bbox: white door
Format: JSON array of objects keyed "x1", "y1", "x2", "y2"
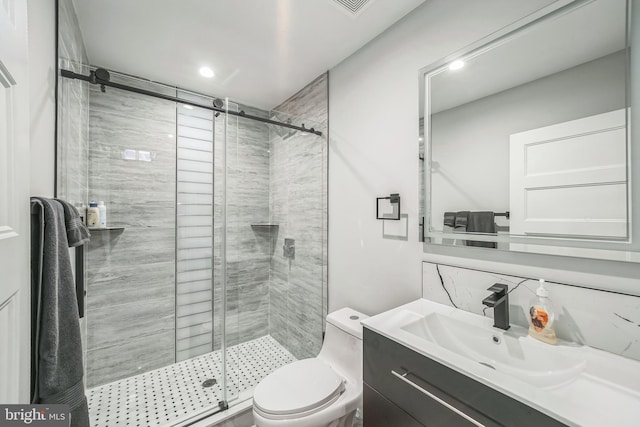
[
  {"x1": 0, "y1": 0, "x2": 32, "y2": 404},
  {"x1": 510, "y1": 109, "x2": 627, "y2": 239}
]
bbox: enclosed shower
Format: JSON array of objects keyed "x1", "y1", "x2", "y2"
[{"x1": 57, "y1": 2, "x2": 327, "y2": 425}]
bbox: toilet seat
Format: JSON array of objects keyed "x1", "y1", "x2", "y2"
[{"x1": 253, "y1": 358, "x2": 345, "y2": 420}]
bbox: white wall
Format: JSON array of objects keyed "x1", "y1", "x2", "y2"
[
  {"x1": 328, "y1": 0, "x2": 640, "y2": 316},
  {"x1": 27, "y1": 0, "x2": 56, "y2": 197}
]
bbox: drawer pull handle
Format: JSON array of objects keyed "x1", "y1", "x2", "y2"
[{"x1": 391, "y1": 370, "x2": 486, "y2": 427}]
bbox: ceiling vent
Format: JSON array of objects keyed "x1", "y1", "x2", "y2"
[{"x1": 331, "y1": 0, "x2": 373, "y2": 16}]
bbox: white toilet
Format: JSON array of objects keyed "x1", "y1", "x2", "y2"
[{"x1": 252, "y1": 308, "x2": 368, "y2": 427}]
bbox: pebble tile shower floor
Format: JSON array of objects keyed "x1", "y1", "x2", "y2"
[{"x1": 87, "y1": 335, "x2": 296, "y2": 427}]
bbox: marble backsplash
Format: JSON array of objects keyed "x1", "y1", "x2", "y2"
[{"x1": 422, "y1": 261, "x2": 640, "y2": 361}]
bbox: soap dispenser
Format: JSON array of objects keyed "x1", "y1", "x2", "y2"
[{"x1": 528, "y1": 279, "x2": 557, "y2": 345}]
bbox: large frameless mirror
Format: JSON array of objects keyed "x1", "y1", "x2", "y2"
[{"x1": 420, "y1": 0, "x2": 640, "y2": 262}]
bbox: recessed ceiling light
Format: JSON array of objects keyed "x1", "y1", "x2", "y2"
[
  {"x1": 168, "y1": 134, "x2": 174, "y2": 138},
  {"x1": 448, "y1": 60, "x2": 465, "y2": 71},
  {"x1": 183, "y1": 104, "x2": 194, "y2": 110},
  {"x1": 199, "y1": 66, "x2": 215, "y2": 78}
]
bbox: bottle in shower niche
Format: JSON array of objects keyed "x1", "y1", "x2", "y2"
[
  {"x1": 75, "y1": 203, "x2": 86, "y2": 224},
  {"x1": 98, "y1": 201, "x2": 107, "y2": 228},
  {"x1": 87, "y1": 201, "x2": 100, "y2": 228}
]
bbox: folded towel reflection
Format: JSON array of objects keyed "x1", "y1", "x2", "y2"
[
  {"x1": 467, "y1": 211, "x2": 497, "y2": 248},
  {"x1": 454, "y1": 211, "x2": 469, "y2": 231},
  {"x1": 443, "y1": 212, "x2": 456, "y2": 228}
]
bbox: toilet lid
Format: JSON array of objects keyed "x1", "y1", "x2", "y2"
[{"x1": 253, "y1": 358, "x2": 345, "y2": 417}]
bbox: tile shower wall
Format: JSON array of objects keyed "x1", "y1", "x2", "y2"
[
  {"x1": 269, "y1": 73, "x2": 328, "y2": 359},
  {"x1": 85, "y1": 77, "x2": 177, "y2": 387},
  {"x1": 422, "y1": 261, "x2": 640, "y2": 361},
  {"x1": 213, "y1": 105, "x2": 272, "y2": 350}
]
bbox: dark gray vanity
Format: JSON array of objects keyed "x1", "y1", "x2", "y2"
[{"x1": 363, "y1": 328, "x2": 567, "y2": 427}]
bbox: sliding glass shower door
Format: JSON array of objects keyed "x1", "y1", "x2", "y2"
[
  {"x1": 57, "y1": 53, "x2": 327, "y2": 427},
  {"x1": 75, "y1": 75, "x2": 179, "y2": 389},
  {"x1": 57, "y1": 69, "x2": 238, "y2": 425},
  {"x1": 175, "y1": 91, "x2": 241, "y2": 409}
]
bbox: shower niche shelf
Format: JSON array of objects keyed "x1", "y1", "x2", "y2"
[
  {"x1": 251, "y1": 224, "x2": 279, "y2": 228},
  {"x1": 88, "y1": 227, "x2": 125, "y2": 232}
]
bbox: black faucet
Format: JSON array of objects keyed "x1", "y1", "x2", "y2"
[{"x1": 482, "y1": 283, "x2": 510, "y2": 330}]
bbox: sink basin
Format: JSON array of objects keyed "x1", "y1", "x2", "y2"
[{"x1": 401, "y1": 312, "x2": 586, "y2": 388}]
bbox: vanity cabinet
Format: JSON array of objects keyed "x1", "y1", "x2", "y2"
[{"x1": 363, "y1": 328, "x2": 567, "y2": 427}]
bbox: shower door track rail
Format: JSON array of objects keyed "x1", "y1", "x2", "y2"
[{"x1": 60, "y1": 69, "x2": 323, "y2": 136}]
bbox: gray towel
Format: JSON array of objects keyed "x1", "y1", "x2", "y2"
[
  {"x1": 30, "y1": 197, "x2": 90, "y2": 427},
  {"x1": 55, "y1": 198, "x2": 91, "y2": 247},
  {"x1": 466, "y1": 211, "x2": 497, "y2": 248}
]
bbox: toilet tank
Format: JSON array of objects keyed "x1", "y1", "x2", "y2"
[{"x1": 318, "y1": 308, "x2": 368, "y2": 383}]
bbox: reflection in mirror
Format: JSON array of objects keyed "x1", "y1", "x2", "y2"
[{"x1": 420, "y1": 0, "x2": 639, "y2": 261}]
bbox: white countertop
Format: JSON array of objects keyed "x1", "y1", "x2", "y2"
[{"x1": 361, "y1": 298, "x2": 640, "y2": 427}]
